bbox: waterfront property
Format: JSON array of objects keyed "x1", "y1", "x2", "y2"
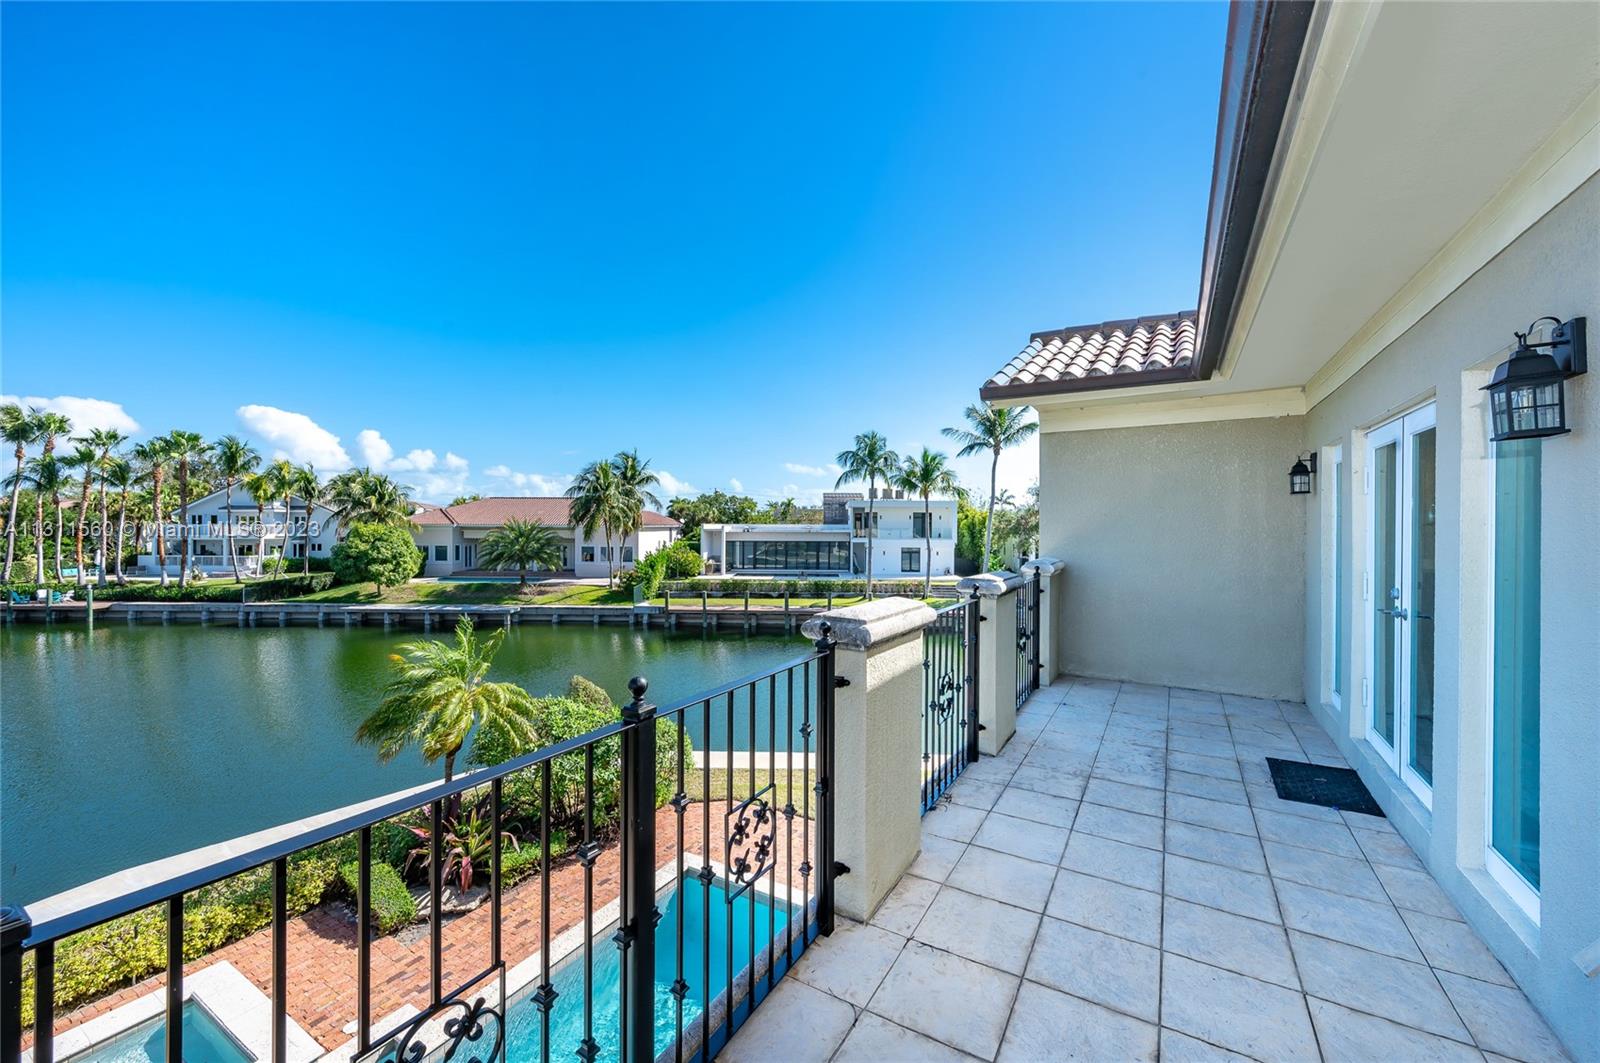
[
  {"x1": 133, "y1": 485, "x2": 341, "y2": 577},
  {"x1": 410, "y1": 496, "x2": 680, "y2": 580},
  {"x1": 976, "y1": 1, "x2": 1600, "y2": 1055},
  {"x1": 699, "y1": 492, "x2": 957, "y2": 579}
]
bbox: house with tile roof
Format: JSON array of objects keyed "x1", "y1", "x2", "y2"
[
  {"x1": 409, "y1": 496, "x2": 680, "y2": 580},
  {"x1": 978, "y1": 2, "x2": 1599, "y2": 1055}
]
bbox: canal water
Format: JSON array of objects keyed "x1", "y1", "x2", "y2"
[{"x1": 0, "y1": 622, "x2": 807, "y2": 905}]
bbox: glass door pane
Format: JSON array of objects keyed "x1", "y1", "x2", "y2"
[
  {"x1": 1492, "y1": 440, "x2": 1541, "y2": 889},
  {"x1": 1371, "y1": 440, "x2": 1399, "y2": 748},
  {"x1": 1408, "y1": 427, "x2": 1436, "y2": 785}
]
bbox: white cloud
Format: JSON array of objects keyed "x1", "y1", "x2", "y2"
[
  {"x1": 236, "y1": 405, "x2": 351, "y2": 470},
  {"x1": 357, "y1": 428, "x2": 439, "y2": 472},
  {"x1": 782, "y1": 461, "x2": 842, "y2": 478},
  {"x1": 729, "y1": 478, "x2": 744, "y2": 493},
  {"x1": 443, "y1": 452, "x2": 469, "y2": 471},
  {"x1": 2, "y1": 394, "x2": 140, "y2": 435},
  {"x1": 484, "y1": 464, "x2": 573, "y2": 496},
  {"x1": 655, "y1": 470, "x2": 695, "y2": 498}
]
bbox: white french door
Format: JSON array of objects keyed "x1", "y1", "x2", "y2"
[{"x1": 1364, "y1": 402, "x2": 1437, "y2": 805}]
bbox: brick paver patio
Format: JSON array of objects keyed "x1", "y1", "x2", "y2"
[{"x1": 722, "y1": 677, "x2": 1572, "y2": 1063}]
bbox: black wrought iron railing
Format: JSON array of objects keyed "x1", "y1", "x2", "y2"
[
  {"x1": 1, "y1": 634, "x2": 841, "y2": 1063},
  {"x1": 1015, "y1": 572, "x2": 1041, "y2": 711},
  {"x1": 920, "y1": 597, "x2": 980, "y2": 813}
]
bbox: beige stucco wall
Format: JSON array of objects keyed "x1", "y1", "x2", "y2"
[
  {"x1": 1039, "y1": 415, "x2": 1307, "y2": 700},
  {"x1": 1302, "y1": 173, "x2": 1599, "y2": 1060}
]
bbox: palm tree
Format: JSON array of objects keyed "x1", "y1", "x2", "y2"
[
  {"x1": 835, "y1": 431, "x2": 899, "y2": 596},
  {"x1": 213, "y1": 435, "x2": 260, "y2": 582},
  {"x1": 164, "y1": 431, "x2": 211, "y2": 588},
  {"x1": 260, "y1": 459, "x2": 297, "y2": 573},
  {"x1": 35, "y1": 412, "x2": 71, "y2": 460},
  {"x1": 82, "y1": 428, "x2": 128, "y2": 587},
  {"x1": 355, "y1": 615, "x2": 542, "y2": 786},
  {"x1": 243, "y1": 469, "x2": 276, "y2": 575},
  {"x1": 892, "y1": 447, "x2": 960, "y2": 598},
  {"x1": 288, "y1": 464, "x2": 324, "y2": 575},
  {"x1": 610, "y1": 449, "x2": 662, "y2": 568},
  {"x1": 23, "y1": 456, "x2": 68, "y2": 582},
  {"x1": 104, "y1": 457, "x2": 135, "y2": 584},
  {"x1": 942, "y1": 404, "x2": 1038, "y2": 571},
  {"x1": 61, "y1": 443, "x2": 100, "y2": 586},
  {"x1": 477, "y1": 519, "x2": 562, "y2": 586},
  {"x1": 771, "y1": 498, "x2": 798, "y2": 522},
  {"x1": 567, "y1": 459, "x2": 627, "y2": 588},
  {"x1": 132, "y1": 437, "x2": 173, "y2": 585},
  {"x1": 2, "y1": 404, "x2": 42, "y2": 582},
  {"x1": 326, "y1": 468, "x2": 413, "y2": 530}
]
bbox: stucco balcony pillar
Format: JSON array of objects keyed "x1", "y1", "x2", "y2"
[
  {"x1": 1020, "y1": 556, "x2": 1066, "y2": 686},
  {"x1": 801, "y1": 596, "x2": 937, "y2": 923},
  {"x1": 957, "y1": 571, "x2": 1024, "y2": 755}
]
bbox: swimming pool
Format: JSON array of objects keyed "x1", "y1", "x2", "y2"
[
  {"x1": 502, "y1": 879, "x2": 797, "y2": 1062},
  {"x1": 65, "y1": 1001, "x2": 252, "y2": 1063}
]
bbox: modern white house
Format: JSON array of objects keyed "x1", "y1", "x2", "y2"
[
  {"x1": 409, "y1": 496, "x2": 680, "y2": 580},
  {"x1": 985, "y1": 2, "x2": 1598, "y2": 1055},
  {"x1": 134, "y1": 485, "x2": 341, "y2": 576},
  {"x1": 699, "y1": 492, "x2": 957, "y2": 579}
]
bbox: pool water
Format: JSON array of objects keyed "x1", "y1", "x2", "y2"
[
  {"x1": 502, "y1": 880, "x2": 796, "y2": 1062},
  {"x1": 68, "y1": 1002, "x2": 251, "y2": 1063}
]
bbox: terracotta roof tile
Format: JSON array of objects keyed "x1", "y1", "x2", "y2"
[
  {"x1": 410, "y1": 497, "x2": 678, "y2": 529},
  {"x1": 985, "y1": 311, "x2": 1198, "y2": 396}
]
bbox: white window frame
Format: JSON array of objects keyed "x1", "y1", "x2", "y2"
[
  {"x1": 1483, "y1": 444, "x2": 1541, "y2": 923},
  {"x1": 1324, "y1": 443, "x2": 1345, "y2": 711}
]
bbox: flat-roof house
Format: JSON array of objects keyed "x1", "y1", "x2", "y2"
[
  {"x1": 985, "y1": 3, "x2": 1598, "y2": 1055},
  {"x1": 699, "y1": 492, "x2": 957, "y2": 579},
  {"x1": 409, "y1": 496, "x2": 680, "y2": 580}
]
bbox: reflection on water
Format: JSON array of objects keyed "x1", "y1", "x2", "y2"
[{"x1": 1, "y1": 622, "x2": 801, "y2": 904}]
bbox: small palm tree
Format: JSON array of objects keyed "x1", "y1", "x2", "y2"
[
  {"x1": 567, "y1": 459, "x2": 627, "y2": 587},
  {"x1": 288, "y1": 464, "x2": 324, "y2": 575},
  {"x1": 214, "y1": 435, "x2": 261, "y2": 583},
  {"x1": 835, "y1": 431, "x2": 899, "y2": 597},
  {"x1": 2, "y1": 404, "x2": 43, "y2": 582},
  {"x1": 892, "y1": 447, "x2": 960, "y2": 598},
  {"x1": 132, "y1": 437, "x2": 173, "y2": 585},
  {"x1": 356, "y1": 615, "x2": 542, "y2": 786},
  {"x1": 104, "y1": 457, "x2": 135, "y2": 584},
  {"x1": 478, "y1": 519, "x2": 563, "y2": 586},
  {"x1": 942, "y1": 404, "x2": 1038, "y2": 571},
  {"x1": 326, "y1": 467, "x2": 413, "y2": 529}
]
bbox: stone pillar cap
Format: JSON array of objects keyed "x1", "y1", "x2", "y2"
[
  {"x1": 801, "y1": 596, "x2": 937, "y2": 650},
  {"x1": 957, "y1": 571, "x2": 1024, "y2": 597},
  {"x1": 1020, "y1": 556, "x2": 1065, "y2": 576}
]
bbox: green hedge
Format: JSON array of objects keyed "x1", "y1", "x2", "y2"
[
  {"x1": 661, "y1": 577, "x2": 935, "y2": 598},
  {"x1": 3, "y1": 574, "x2": 335, "y2": 604},
  {"x1": 338, "y1": 859, "x2": 416, "y2": 933}
]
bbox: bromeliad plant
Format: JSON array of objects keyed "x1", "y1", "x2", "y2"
[{"x1": 405, "y1": 798, "x2": 520, "y2": 892}]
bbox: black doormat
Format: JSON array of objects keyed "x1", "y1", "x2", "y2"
[{"x1": 1266, "y1": 758, "x2": 1385, "y2": 817}]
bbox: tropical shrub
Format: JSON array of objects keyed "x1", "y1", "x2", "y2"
[
  {"x1": 403, "y1": 799, "x2": 518, "y2": 891},
  {"x1": 338, "y1": 859, "x2": 416, "y2": 933},
  {"x1": 3, "y1": 574, "x2": 334, "y2": 604},
  {"x1": 332, "y1": 522, "x2": 420, "y2": 591},
  {"x1": 261, "y1": 555, "x2": 335, "y2": 575},
  {"x1": 661, "y1": 543, "x2": 703, "y2": 579}
]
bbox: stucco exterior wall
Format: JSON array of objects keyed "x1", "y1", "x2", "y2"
[
  {"x1": 1039, "y1": 415, "x2": 1307, "y2": 700},
  {"x1": 1302, "y1": 173, "x2": 1599, "y2": 1059}
]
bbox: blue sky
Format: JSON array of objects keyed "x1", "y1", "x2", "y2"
[{"x1": 2, "y1": 2, "x2": 1227, "y2": 504}]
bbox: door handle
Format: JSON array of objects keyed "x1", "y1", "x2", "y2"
[{"x1": 1377, "y1": 607, "x2": 1410, "y2": 621}]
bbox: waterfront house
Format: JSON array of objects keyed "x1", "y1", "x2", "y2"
[
  {"x1": 408, "y1": 496, "x2": 680, "y2": 579},
  {"x1": 134, "y1": 485, "x2": 341, "y2": 577},
  {"x1": 698, "y1": 491, "x2": 958, "y2": 579},
  {"x1": 974, "y1": 1, "x2": 1600, "y2": 1054}
]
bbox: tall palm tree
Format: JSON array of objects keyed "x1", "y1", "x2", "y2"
[
  {"x1": 567, "y1": 459, "x2": 627, "y2": 587},
  {"x1": 356, "y1": 615, "x2": 542, "y2": 786},
  {"x1": 132, "y1": 437, "x2": 173, "y2": 585},
  {"x1": 892, "y1": 447, "x2": 960, "y2": 598},
  {"x1": 477, "y1": 519, "x2": 562, "y2": 586},
  {"x1": 260, "y1": 459, "x2": 297, "y2": 573},
  {"x1": 835, "y1": 431, "x2": 899, "y2": 597},
  {"x1": 213, "y1": 435, "x2": 260, "y2": 583},
  {"x1": 243, "y1": 469, "x2": 276, "y2": 575},
  {"x1": 104, "y1": 457, "x2": 135, "y2": 584},
  {"x1": 35, "y1": 412, "x2": 71, "y2": 460},
  {"x1": 23, "y1": 456, "x2": 68, "y2": 582},
  {"x1": 2, "y1": 404, "x2": 43, "y2": 582},
  {"x1": 610, "y1": 450, "x2": 662, "y2": 570},
  {"x1": 62, "y1": 443, "x2": 99, "y2": 586},
  {"x1": 942, "y1": 404, "x2": 1038, "y2": 571},
  {"x1": 288, "y1": 464, "x2": 324, "y2": 575},
  {"x1": 82, "y1": 429, "x2": 128, "y2": 587},
  {"x1": 326, "y1": 467, "x2": 413, "y2": 529},
  {"x1": 164, "y1": 431, "x2": 211, "y2": 588}
]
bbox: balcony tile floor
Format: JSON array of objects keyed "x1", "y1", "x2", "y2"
[{"x1": 722, "y1": 677, "x2": 1572, "y2": 1063}]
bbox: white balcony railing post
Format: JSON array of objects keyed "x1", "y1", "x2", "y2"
[
  {"x1": 958, "y1": 572, "x2": 1023, "y2": 755},
  {"x1": 801, "y1": 597, "x2": 936, "y2": 923}
]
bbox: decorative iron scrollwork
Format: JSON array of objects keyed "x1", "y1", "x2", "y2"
[
  {"x1": 725, "y1": 785, "x2": 777, "y2": 896},
  {"x1": 387, "y1": 994, "x2": 504, "y2": 1063}
]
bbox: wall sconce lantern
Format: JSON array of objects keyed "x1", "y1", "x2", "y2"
[
  {"x1": 1483, "y1": 317, "x2": 1587, "y2": 442},
  {"x1": 1289, "y1": 453, "x2": 1316, "y2": 495}
]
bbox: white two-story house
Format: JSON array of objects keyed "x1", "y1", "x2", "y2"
[
  {"x1": 700, "y1": 492, "x2": 957, "y2": 579},
  {"x1": 134, "y1": 485, "x2": 341, "y2": 576}
]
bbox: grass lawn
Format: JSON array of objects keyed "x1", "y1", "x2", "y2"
[
  {"x1": 685, "y1": 766, "x2": 815, "y2": 806},
  {"x1": 287, "y1": 583, "x2": 942, "y2": 610}
]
